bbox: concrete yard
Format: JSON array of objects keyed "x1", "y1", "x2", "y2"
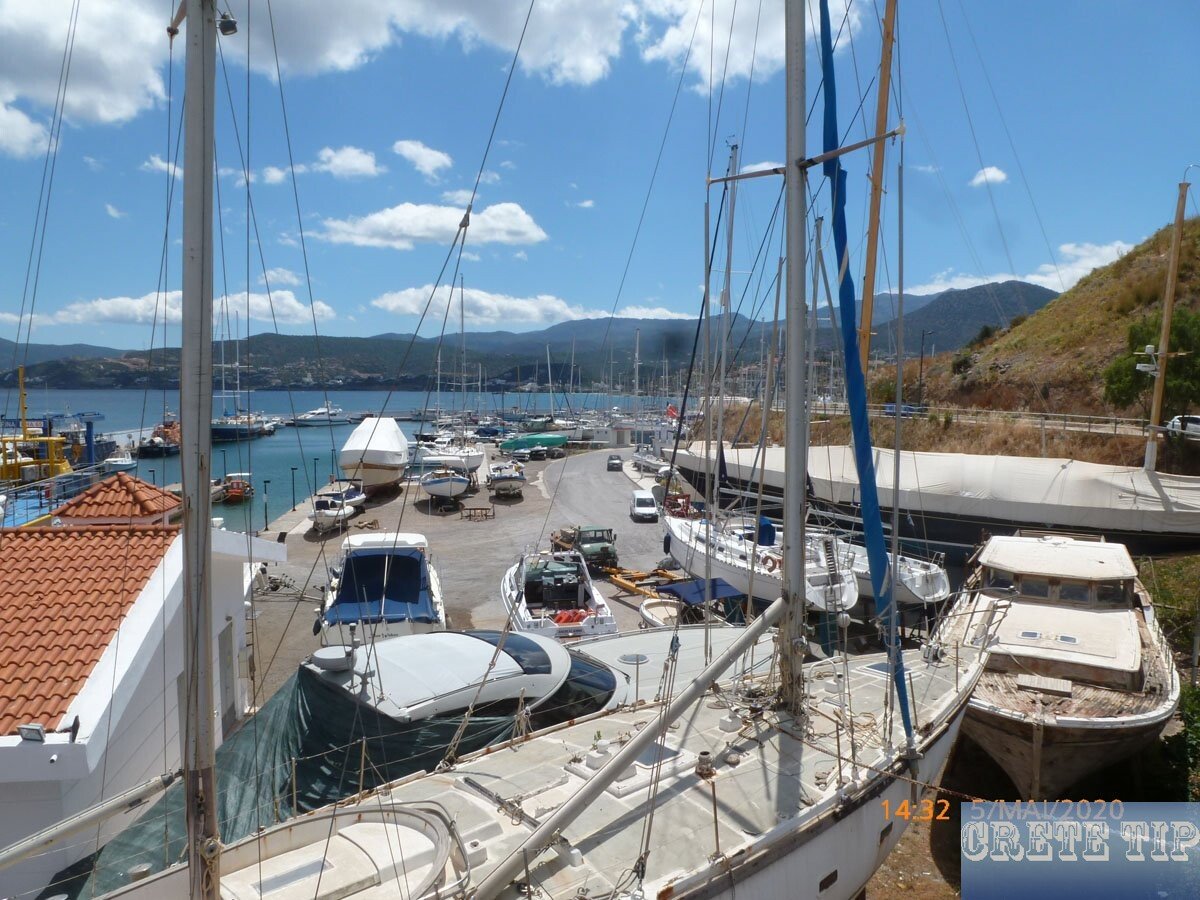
[{"x1": 244, "y1": 446, "x2": 670, "y2": 705}]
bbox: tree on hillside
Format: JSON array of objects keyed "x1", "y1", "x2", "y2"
[{"x1": 1102, "y1": 308, "x2": 1200, "y2": 418}]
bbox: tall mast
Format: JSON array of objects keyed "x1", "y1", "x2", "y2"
[
  {"x1": 1145, "y1": 178, "x2": 1191, "y2": 471},
  {"x1": 176, "y1": 0, "x2": 221, "y2": 896},
  {"x1": 546, "y1": 344, "x2": 554, "y2": 420},
  {"x1": 633, "y1": 327, "x2": 641, "y2": 408},
  {"x1": 780, "y1": 0, "x2": 808, "y2": 712},
  {"x1": 856, "y1": 0, "x2": 898, "y2": 372}
]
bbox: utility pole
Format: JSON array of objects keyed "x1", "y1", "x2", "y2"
[
  {"x1": 1145, "y1": 179, "x2": 1191, "y2": 471},
  {"x1": 918, "y1": 329, "x2": 934, "y2": 409}
]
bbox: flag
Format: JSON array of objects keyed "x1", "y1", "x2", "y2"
[{"x1": 666, "y1": 403, "x2": 679, "y2": 419}]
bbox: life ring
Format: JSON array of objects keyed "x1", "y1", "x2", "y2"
[{"x1": 761, "y1": 555, "x2": 778, "y2": 573}]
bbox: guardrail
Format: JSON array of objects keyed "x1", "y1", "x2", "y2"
[{"x1": 809, "y1": 399, "x2": 1147, "y2": 437}]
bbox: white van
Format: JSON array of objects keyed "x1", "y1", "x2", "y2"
[{"x1": 629, "y1": 489, "x2": 659, "y2": 522}]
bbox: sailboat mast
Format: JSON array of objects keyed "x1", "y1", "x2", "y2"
[
  {"x1": 546, "y1": 344, "x2": 554, "y2": 420},
  {"x1": 633, "y1": 327, "x2": 640, "y2": 407},
  {"x1": 1145, "y1": 179, "x2": 1191, "y2": 471},
  {"x1": 177, "y1": 0, "x2": 221, "y2": 895},
  {"x1": 780, "y1": 0, "x2": 808, "y2": 712}
]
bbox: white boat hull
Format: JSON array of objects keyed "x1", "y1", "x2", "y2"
[
  {"x1": 420, "y1": 473, "x2": 470, "y2": 498},
  {"x1": 500, "y1": 556, "x2": 618, "y2": 641},
  {"x1": 339, "y1": 418, "x2": 409, "y2": 494}
]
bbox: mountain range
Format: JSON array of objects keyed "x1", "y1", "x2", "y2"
[{"x1": 2, "y1": 280, "x2": 1056, "y2": 390}]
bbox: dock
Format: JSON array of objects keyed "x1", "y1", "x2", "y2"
[{"x1": 245, "y1": 446, "x2": 670, "y2": 703}]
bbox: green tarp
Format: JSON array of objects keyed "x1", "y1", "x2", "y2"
[
  {"x1": 498, "y1": 432, "x2": 569, "y2": 451},
  {"x1": 46, "y1": 667, "x2": 514, "y2": 898}
]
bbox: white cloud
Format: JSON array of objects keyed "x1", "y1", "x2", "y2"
[
  {"x1": 261, "y1": 166, "x2": 289, "y2": 184},
  {"x1": 373, "y1": 284, "x2": 608, "y2": 326},
  {"x1": 909, "y1": 239, "x2": 1135, "y2": 295},
  {"x1": 740, "y1": 160, "x2": 782, "y2": 175},
  {"x1": 0, "y1": 96, "x2": 49, "y2": 157},
  {"x1": 576, "y1": 199, "x2": 595, "y2": 208},
  {"x1": 513, "y1": 250, "x2": 528, "y2": 261},
  {"x1": 969, "y1": 166, "x2": 1008, "y2": 188},
  {"x1": 478, "y1": 170, "x2": 501, "y2": 185},
  {"x1": 461, "y1": 250, "x2": 481, "y2": 262},
  {"x1": 618, "y1": 305, "x2": 693, "y2": 319},
  {"x1": 392, "y1": 139, "x2": 452, "y2": 179},
  {"x1": 913, "y1": 164, "x2": 939, "y2": 174},
  {"x1": 260, "y1": 267, "x2": 302, "y2": 287},
  {"x1": 312, "y1": 145, "x2": 383, "y2": 179},
  {"x1": 441, "y1": 188, "x2": 475, "y2": 205},
  {"x1": 499, "y1": 160, "x2": 516, "y2": 170},
  {"x1": 140, "y1": 154, "x2": 179, "y2": 179},
  {"x1": 82, "y1": 155, "x2": 101, "y2": 171},
  {"x1": 637, "y1": 0, "x2": 858, "y2": 93},
  {"x1": 104, "y1": 203, "x2": 126, "y2": 219},
  {"x1": 319, "y1": 201, "x2": 547, "y2": 250},
  {"x1": 48, "y1": 289, "x2": 333, "y2": 326}
]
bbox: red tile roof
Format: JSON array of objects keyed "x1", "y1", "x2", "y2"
[
  {"x1": 53, "y1": 472, "x2": 181, "y2": 523},
  {"x1": 0, "y1": 524, "x2": 179, "y2": 736}
]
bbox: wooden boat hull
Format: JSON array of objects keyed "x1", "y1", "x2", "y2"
[{"x1": 962, "y1": 700, "x2": 1176, "y2": 798}]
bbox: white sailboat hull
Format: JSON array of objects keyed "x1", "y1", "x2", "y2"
[{"x1": 420, "y1": 472, "x2": 470, "y2": 498}]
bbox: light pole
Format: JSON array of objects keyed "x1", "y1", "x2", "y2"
[
  {"x1": 149, "y1": 468, "x2": 156, "y2": 486},
  {"x1": 312, "y1": 457, "x2": 318, "y2": 495},
  {"x1": 220, "y1": 448, "x2": 227, "y2": 479},
  {"x1": 290, "y1": 466, "x2": 297, "y2": 510},
  {"x1": 918, "y1": 329, "x2": 935, "y2": 410},
  {"x1": 262, "y1": 479, "x2": 270, "y2": 530}
]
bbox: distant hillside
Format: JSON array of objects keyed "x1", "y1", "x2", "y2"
[
  {"x1": 919, "y1": 217, "x2": 1200, "y2": 413},
  {"x1": 873, "y1": 280, "x2": 1058, "y2": 355},
  {"x1": 0, "y1": 337, "x2": 124, "y2": 369},
  {"x1": 3, "y1": 280, "x2": 1051, "y2": 389}
]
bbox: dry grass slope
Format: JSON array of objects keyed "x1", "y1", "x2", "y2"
[{"x1": 912, "y1": 217, "x2": 1200, "y2": 414}]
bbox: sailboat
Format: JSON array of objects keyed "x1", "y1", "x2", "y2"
[{"x1": 62, "y1": 3, "x2": 992, "y2": 898}]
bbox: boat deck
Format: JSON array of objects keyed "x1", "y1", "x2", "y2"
[
  {"x1": 363, "y1": 633, "x2": 982, "y2": 899},
  {"x1": 972, "y1": 669, "x2": 1172, "y2": 720}
]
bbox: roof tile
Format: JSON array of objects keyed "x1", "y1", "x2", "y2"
[
  {"x1": 53, "y1": 473, "x2": 180, "y2": 523},
  {"x1": 0, "y1": 524, "x2": 179, "y2": 736}
]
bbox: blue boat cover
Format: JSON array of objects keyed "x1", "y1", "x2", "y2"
[
  {"x1": 324, "y1": 547, "x2": 437, "y2": 625},
  {"x1": 659, "y1": 577, "x2": 744, "y2": 607}
]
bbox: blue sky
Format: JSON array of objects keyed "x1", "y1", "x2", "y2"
[{"x1": 0, "y1": 0, "x2": 1197, "y2": 352}]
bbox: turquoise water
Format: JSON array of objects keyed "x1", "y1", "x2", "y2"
[{"x1": 4, "y1": 388, "x2": 657, "y2": 532}]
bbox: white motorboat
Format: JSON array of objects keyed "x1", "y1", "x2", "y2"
[
  {"x1": 338, "y1": 416, "x2": 409, "y2": 494},
  {"x1": 500, "y1": 548, "x2": 618, "y2": 641},
  {"x1": 959, "y1": 532, "x2": 1180, "y2": 797},
  {"x1": 100, "y1": 450, "x2": 137, "y2": 473},
  {"x1": 308, "y1": 495, "x2": 355, "y2": 532},
  {"x1": 485, "y1": 461, "x2": 526, "y2": 497},
  {"x1": 315, "y1": 478, "x2": 367, "y2": 510},
  {"x1": 317, "y1": 533, "x2": 446, "y2": 643},
  {"x1": 292, "y1": 404, "x2": 350, "y2": 426},
  {"x1": 663, "y1": 513, "x2": 859, "y2": 613},
  {"x1": 419, "y1": 467, "x2": 470, "y2": 499},
  {"x1": 637, "y1": 577, "x2": 738, "y2": 629}
]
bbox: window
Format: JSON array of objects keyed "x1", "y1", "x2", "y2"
[
  {"x1": 1059, "y1": 582, "x2": 1090, "y2": 604},
  {"x1": 466, "y1": 630, "x2": 552, "y2": 675},
  {"x1": 529, "y1": 652, "x2": 617, "y2": 731},
  {"x1": 1096, "y1": 581, "x2": 1129, "y2": 607},
  {"x1": 1020, "y1": 577, "x2": 1050, "y2": 599},
  {"x1": 986, "y1": 569, "x2": 1014, "y2": 590}
]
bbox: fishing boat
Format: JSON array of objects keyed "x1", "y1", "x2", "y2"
[
  {"x1": 317, "y1": 533, "x2": 446, "y2": 644},
  {"x1": 60, "y1": 4, "x2": 990, "y2": 897},
  {"x1": 217, "y1": 472, "x2": 253, "y2": 503},
  {"x1": 338, "y1": 416, "x2": 409, "y2": 494},
  {"x1": 499, "y1": 548, "x2": 619, "y2": 641},
  {"x1": 663, "y1": 512, "x2": 859, "y2": 612},
  {"x1": 485, "y1": 461, "x2": 526, "y2": 497},
  {"x1": 291, "y1": 403, "x2": 350, "y2": 426},
  {"x1": 959, "y1": 531, "x2": 1179, "y2": 797},
  {"x1": 419, "y1": 466, "x2": 470, "y2": 499}
]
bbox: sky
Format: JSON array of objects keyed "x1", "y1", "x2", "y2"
[{"x1": 0, "y1": 0, "x2": 1197, "y2": 353}]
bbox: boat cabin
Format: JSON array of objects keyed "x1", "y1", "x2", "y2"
[
  {"x1": 975, "y1": 534, "x2": 1146, "y2": 692},
  {"x1": 324, "y1": 534, "x2": 438, "y2": 631},
  {"x1": 520, "y1": 552, "x2": 590, "y2": 614}
]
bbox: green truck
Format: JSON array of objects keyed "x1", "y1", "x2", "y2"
[{"x1": 551, "y1": 524, "x2": 619, "y2": 571}]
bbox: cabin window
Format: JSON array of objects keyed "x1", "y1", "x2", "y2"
[
  {"x1": 529, "y1": 651, "x2": 617, "y2": 731},
  {"x1": 1020, "y1": 577, "x2": 1050, "y2": 599},
  {"x1": 1096, "y1": 581, "x2": 1129, "y2": 607},
  {"x1": 466, "y1": 631, "x2": 553, "y2": 675},
  {"x1": 986, "y1": 569, "x2": 1014, "y2": 590},
  {"x1": 1059, "y1": 582, "x2": 1090, "y2": 604}
]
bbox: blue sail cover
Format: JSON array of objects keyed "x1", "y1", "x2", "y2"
[
  {"x1": 659, "y1": 577, "x2": 744, "y2": 607},
  {"x1": 325, "y1": 547, "x2": 438, "y2": 625},
  {"x1": 818, "y1": 0, "x2": 913, "y2": 740}
]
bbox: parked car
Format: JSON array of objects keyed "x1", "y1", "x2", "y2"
[
  {"x1": 606, "y1": 454, "x2": 623, "y2": 471},
  {"x1": 1167, "y1": 415, "x2": 1200, "y2": 439},
  {"x1": 629, "y1": 489, "x2": 659, "y2": 522},
  {"x1": 882, "y1": 403, "x2": 919, "y2": 417}
]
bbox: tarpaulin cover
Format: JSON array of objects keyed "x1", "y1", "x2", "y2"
[
  {"x1": 659, "y1": 577, "x2": 744, "y2": 607},
  {"x1": 47, "y1": 667, "x2": 514, "y2": 898}
]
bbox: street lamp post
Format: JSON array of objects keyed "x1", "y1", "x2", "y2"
[
  {"x1": 918, "y1": 329, "x2": 935, "y2": 410},
  {"x1": 262, "y1": 479, "x2": 270, "y2": 531},
  {"x1": 220, "y1": 449, "x2": 227, "y2": 479},
  {"x1": 290, "y1": 466, "x2": 297, "y2": 510},
  {"x1": 149, "y1": 468, "x2": 156, "y2": 486},
  {"x1": 312, "y1": 457, "x2": 318, "y2": 495}
]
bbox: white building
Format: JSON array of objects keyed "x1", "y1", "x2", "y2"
[{"x1": 0, "y1": 475, "x2": 285, "y2": 899}]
